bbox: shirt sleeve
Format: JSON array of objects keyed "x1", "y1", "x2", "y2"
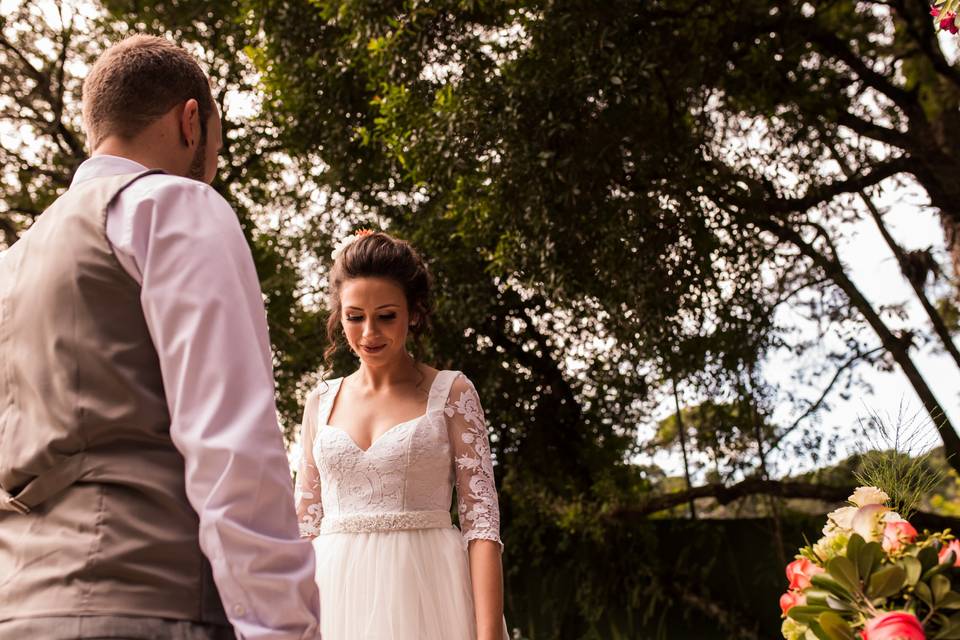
[
  {"x1": 108, "y1": 176, "x2": 321, "y2": 640},
  {"x1": 443, "y1": 374, "x2": 503, "y2": 549},
  {"x1": 295, "y1": 388, "x2": 323, "y2": 539}
]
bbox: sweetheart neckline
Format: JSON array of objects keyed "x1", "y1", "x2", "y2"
[{"x1": 320, "y1": 413, "x2": 426, "y2": 454}]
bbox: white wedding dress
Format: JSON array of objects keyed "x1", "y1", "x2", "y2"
[{"x1": 294, "y1": 370, "x2": 506, "y2": 640}]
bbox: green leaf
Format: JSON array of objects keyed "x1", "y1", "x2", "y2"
[
  {"x1": 857, "y1": 542, "x2": 884, "y2": 582},
  {"x1": 788, "y1": 605, "x2": 834, "y2": 624},
  {"x1": 807, "y1": 620, "x2": 832, "y2": 640},
  {"x1": 920, "y1": 546, "x2": 940, "y2": 573},
  {"x1": 812, "y1": 574, "x2": 854, "y2": 601},
  {"x1": 934, "y1": 616, "x2": 960, "y2": 640},
  {"x1": 924, "y1": 559, "x2": 956, "y2": 582},
  {"x1": 847, "y1": 533, "x2": 865, "y2": 560},
  {"x1": 902, "y1": 556, "x2": 923, "y2": 586},
  {"x1": 916, "y1": 580, "x2": 934, "y2": 605},
  {"x1": 867, "y1": 564, "x2": 907, "y2": 600},
  {"x1": 828, "y1": 556, "x2": 860, "y2": 592},
  {"x1": 805, "y1": 589, "x2": 832, "y2": 606},
  {"x1": 939, "y1": 591, "x2": 960, "y2": 610},
  {"x1": 825, "y1": 595, "x2": 855, "y2": 612},
  {"x1": 934, "y1": 574, "x2": 952, "y2": 603},
  {"x1": 818, "y1": 612, "x2": 856, "y2": 640}
]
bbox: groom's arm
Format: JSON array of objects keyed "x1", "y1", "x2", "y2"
[{"x1": 109, "y1": 175, "x2": 321, "y2": 640}]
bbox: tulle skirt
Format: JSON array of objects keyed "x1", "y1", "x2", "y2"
[{"x1": 312, "y1": 526, "x2": 502, "y2": 640}]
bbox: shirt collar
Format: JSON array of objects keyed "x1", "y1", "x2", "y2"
[{"x1": 71, "y1": 155, "x2": 150, "y2": 188}]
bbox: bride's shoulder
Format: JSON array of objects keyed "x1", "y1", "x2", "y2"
[
  {"x1": 307, "y1": 376, "x2": 344, "y2": 403},
  {"x1": 443, "y1": 369, "x2": 478, "y2": 398}
]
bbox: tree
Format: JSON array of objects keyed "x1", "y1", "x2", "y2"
[
  {"x1": 250, "y1": 0, "x2": 960, "y2": 474},
  {"x1": 0, "y1": 1, "x2": 91, "y2": 241}
]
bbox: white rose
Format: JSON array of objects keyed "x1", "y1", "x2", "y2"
[
  {"x1": 827, "y1": 506, "x2": 858, "y2": 531},
  {"x1": 849, "y1": 487, "x2": 890, "y2": 508},
  {"x1": 852, "y1": 504, "x2": 890, "y2": 542}
]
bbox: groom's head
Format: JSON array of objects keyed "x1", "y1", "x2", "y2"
[{"x1": 82, "y1": 35, "x2": 221, "y2": 184}]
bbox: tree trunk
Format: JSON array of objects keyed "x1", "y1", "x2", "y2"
[{"x1": 673, "y1": 377, "x2": 697, "y2": 519}]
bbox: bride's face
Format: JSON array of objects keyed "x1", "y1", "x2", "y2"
[{"x1": 339, "y1": 277, "x2": 415, "y2": 366}]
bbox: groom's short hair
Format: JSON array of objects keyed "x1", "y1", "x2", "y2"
[{"x1": 82, "y1": 35, "x2": 214, "y2": 150}]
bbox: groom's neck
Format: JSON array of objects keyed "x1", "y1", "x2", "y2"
[
  {"x1": 91, "y1": 119, "x2": 192, "y2": 179},
  {"x1": 92, "y1": 142, "x2": 185, "y2": 179}
]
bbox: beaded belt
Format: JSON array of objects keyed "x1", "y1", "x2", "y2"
[{"x1": 319, "y1": 510, "x2": 452, "y2": 534}]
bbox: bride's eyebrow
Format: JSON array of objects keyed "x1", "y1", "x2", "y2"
[{"x1": 344, "y1": 304, "x2": 400, "y2": 310}]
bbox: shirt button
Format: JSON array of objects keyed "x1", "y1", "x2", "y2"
[{"x1": 233, "y1": 604, "x2": 246, "y2": 617}]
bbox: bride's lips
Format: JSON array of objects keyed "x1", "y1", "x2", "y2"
[{"x1": 360, "y1": 344, "x2": 386, "y2": 354}]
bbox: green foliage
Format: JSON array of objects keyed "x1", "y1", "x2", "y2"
[
  {"x1": 854, "y1": 407, "x2": 948, "y2": 520},
  {"x1": 937, "y1": 297, "x2": 960, "y2": 334}
]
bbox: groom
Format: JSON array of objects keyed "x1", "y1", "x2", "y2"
[{"x1": 0, "y1": 36, "x2": 320, "y2": 639}]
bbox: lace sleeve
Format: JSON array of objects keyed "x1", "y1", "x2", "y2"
[
  {"x1": 444, "y1": 374, "x2": 503, "y2": 549},
  {"x1": 294, "y1": 387, "x2": 323, "y2": 539}
]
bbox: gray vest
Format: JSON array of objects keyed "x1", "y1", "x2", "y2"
[{"x1": 0, "y1": 171, "x2": 227, "y2": 624}]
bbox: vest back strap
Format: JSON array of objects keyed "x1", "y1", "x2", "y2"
[{"x1": 0, "y1": 453, "x2": 88, "y2": 514}]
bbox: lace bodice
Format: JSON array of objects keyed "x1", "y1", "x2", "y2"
[{"x1": 294, "y1": 370, "x2": 502, "y2": 548}]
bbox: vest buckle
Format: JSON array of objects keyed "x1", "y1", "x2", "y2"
[{"x1": 0, "y1": 492, "x2": 30, "y2": 514}]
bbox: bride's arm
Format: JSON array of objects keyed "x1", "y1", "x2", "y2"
[
  {"x1": 294, "y1": 387, "x2": 324, "y2": 538},
  {"x1": 469, "y1": 540, "x2": 505, "y2": 640},
  {"x1": 445, "y1": 374, "x2": 505, "y2": 640}
]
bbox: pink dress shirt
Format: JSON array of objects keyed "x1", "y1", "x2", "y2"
[{"x1": 70, "y1": 155, "x2": 321, "y2": 640}]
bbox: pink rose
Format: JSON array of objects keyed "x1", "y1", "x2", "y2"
[
  {"x1": 780, "y1": 590, "x2": 805, "y2": 616},
  {"x1": 939, "y1": 540, "x2": 960, "y2": 567},
  {"x1": 940, "y1": 11, "x2": 957, "y2": 31},
  {"x1": 786, "y1": 557, "x2": 824, "y2": 591},
  {"x1": 881, "y1": 520, "x2": 918, "y2": 553},
  {"x1": 861, "y1": 611, "x2": 925, "y2": 640}
]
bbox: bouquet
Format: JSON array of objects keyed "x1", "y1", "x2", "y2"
[
  {"x1": 932, "y1": 2, "x2": 960, "y2": 33},
  {"x1": 780, "y1": 486, "x2": 960, "y2": 640}
]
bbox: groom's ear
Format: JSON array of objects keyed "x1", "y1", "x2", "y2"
[{"x1": 178, "y1": 98, "x2": 201, "y2": 148}]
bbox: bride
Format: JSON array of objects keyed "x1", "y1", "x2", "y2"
[{"x1": 294, "y1": 230, "x2": 507, "y2": 640}]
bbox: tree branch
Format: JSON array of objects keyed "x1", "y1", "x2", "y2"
[
  {"x1": 805, "y1": 21, "x2": 918, "y2": 114},
  {"x1": 770, "y1": 155, "x2": 914, "y2": 214},
  {"x1": 0, "y1": 33, "x2": 84, "y2": 160},
  {"x1": 768, "y1": 345, "x2": 886, "y2": 453},
  {"x1": 615, "y1": 478, "x2": 855, "y2": 518},
  {"x1": 836, "y1": 112, "x2": 914, "y2": 151},
  {"x1": 772, "y1": 276, "x2": 830, "y2": 309}
]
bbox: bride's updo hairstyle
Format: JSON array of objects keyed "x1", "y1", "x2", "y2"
[{"x1": 324, "y1": 231, "x2": 434, "y2": 365}]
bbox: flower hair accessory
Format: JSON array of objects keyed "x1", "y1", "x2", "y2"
[{"x1": 331, "y1": 229, "x2": 375, "y2": 260}]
